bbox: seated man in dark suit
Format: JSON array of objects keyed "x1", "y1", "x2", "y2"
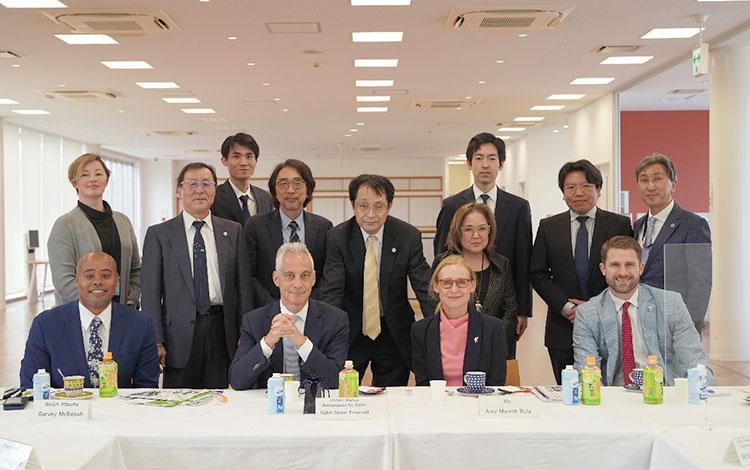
[
  {"x1": 244, "y1": 159, "x2": 332, "y2": 307},
  {"x1": 20, "y1": 252, "x2": 158, "y2": 389},
  {"x1": 211, "y1": 132, "x2": 274, "y2": 224},
  {"x1": 229, "y1": 243, "x2": 348, "y2": 390}
]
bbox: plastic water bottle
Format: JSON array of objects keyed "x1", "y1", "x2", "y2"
[
  {"x1": 687, "y1": 366, "x2": 701, "y2": 404},
  {"x1": 98, "y1": 351, "x2": 118, "y2": 398},
  {"x1": 338, "y1": 360, "x2": 359, "y2": 398},
  {"x1": 267, "y1": 373, "x2": 285, "y2": 414},
  {"x1": 581, "y1": 356, "x2": 601, "y2": 406},
  {"x1": 561, "y1": 365, "x2": 579, "y2": 405},
  {"x1": 696, "y1": 364, "x2": 709, "y2": 404},
  {"x1": 32, "y1": 369, "x2": 50, "y2": 401},
  {"x1": 642, "y1": 355, "x2": 663, "y2": 404}
]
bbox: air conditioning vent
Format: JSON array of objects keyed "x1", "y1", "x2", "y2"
[
  {"x1": 445, "y1": 5, "x2": 575, "y2": 33},
  {"x1": 144, "y1": 130, "x2": 196, "y2": 137},
  {"x1": 44, "y1": 89, "x2": 120, "y2": 101},
  {"x1": 188, "y1": 148, "x2": 218, "y2": 154},
  {"x1": 669, "y1": 88, "x2": 706, "y2": 95},
  {"x1": 412, "y1": 99, "x2": 478, "y2": 110},
  {"x1": 592, "y1": 45, "x2": 642, "y2": 54},
  {"x1": 41, "y1": 10, "x2": 179, "y2": 35},
  {"x1": 373, "y1": 89, "x2": 408, "y2": 96},
  {"x1": 242, "y1": 100, "x2": 278, "y2": 107},
  {"x1": 354, "y1": 145, "x2": 390, "y2": 152},
  {"x1": 0, "y1": 49, "x2": 23, "y2": 59}
]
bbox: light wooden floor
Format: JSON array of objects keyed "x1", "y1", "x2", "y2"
[{"x1": 2, "y1": 293, "x2": 748, "y2": 387}]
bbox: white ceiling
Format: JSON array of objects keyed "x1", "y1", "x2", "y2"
[{"x1": 1, "y1": 0, "x2": 750, "y2": 161}]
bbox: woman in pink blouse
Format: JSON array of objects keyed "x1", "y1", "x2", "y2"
[{"x1": 411, "y1": 255, "x2": 507, "y2": 386}]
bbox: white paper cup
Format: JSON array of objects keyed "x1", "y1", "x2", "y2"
[
  {"x1": 284, "y1": 380, "x2": 301, "y2": 403},
  {"x1": 674, "y1": 377, "x2": 689, "y2": 402},
  {"x1": 430, "y1": 380, "x2": 447, "y2": 404}
]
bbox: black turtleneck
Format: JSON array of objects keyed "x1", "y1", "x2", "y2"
[{"x1": 78, "y1": 200, "x2": 122, "y2": 275}]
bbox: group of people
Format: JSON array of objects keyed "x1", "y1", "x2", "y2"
[{"x1": 19, "y1": 131, "x2": 713, "y2": 392}]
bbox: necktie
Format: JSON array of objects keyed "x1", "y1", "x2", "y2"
[
  {"x1": 289, "y1": 220, "x2": 300, "y2": 243},
  {"x1": 621, "y1": 302, "x2": 636, "y2": 385},
  {"x1": 239, "y1": 195, "x2": 251, "y2": 223},
  {"x1": 641, "y1": 216, "x2": 656, "y2": 265},
  {"x1": 192, "y1": 220, "x2": 210, "y2": 314},
  {"x1": 87, "y1": 317, "x2": 103, "y2": 387},
  {"x1": 479, "y1": 193, "x2": 490, "y2": 205},
  {"x1": 282, "y1": 314, "x2": 302, "y2": 380},
  {"x1": 574, "y1": 216, "x2": 590, "y2": 299},
  {"x1": 363, "y1": 235, "x2": 381, "y2": 340}
]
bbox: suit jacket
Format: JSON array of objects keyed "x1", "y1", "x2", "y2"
[
  {"x1": 434, "y1": 187, "x2": 533, "y2": 316},
  {"x1": 20, "y1": 301, "x2": 158, "y2": 389},
  {"x1": 634, "y1": 203, "x2": 712, "y2": 323},
  {"x1": 48, "y1": 206, "x2": 141, "y2": 306},
  {"x1": 411, "y1": 307, "x2": 507, "y2": 386},
  {"x1": 318, "y1": 216, "x2": 435, "y2": 367},
  {"x1": 244, "y1": 209, "x2": 333, "y2": 307},
  {"x1": 211, "y1": 180, "x2": 274, "y2": 224},
  {"x1": 228, "y1": 299, "x2": 349, "y2": 390},
  {"x1": 530, "y1": 208, "x2": 633, "y2": 350},
  {"x1": 140, "y1": 213, "x2": 251, "y2": 368},
  {"x1": 572, "y1": 284, "x2": 713, "y2": 386}
]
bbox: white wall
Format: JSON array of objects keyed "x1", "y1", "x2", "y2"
[
  {"x1": 0, "y1": 118, "x2": 5, "y2": 310},
  {"x1": 139, "y1": 158, "x2": 175, "y2": 242}
]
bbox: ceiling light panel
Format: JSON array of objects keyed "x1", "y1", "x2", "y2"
[
  {"x1": 163, "y1": 97, "x2": 201, "y2": 104},
  {"x1": 356, "y1": 96, "x2": 391, "y2": 102},
  {"x1": 356, "y1": 80, "x2": 394, "y2": 87},
  {"x1": 600, "y1": 56, "x2": 654, "y2": 65},
  {"x1": 547, "y1": 94, "x2": 585, "y2": 100},
  {"x1": 570, "y1": 77, "x2": 615, "y2": 85},
  {"x1": 354, "y1": 59, "x2": 399, "y2": 68},
  {"x1": 0, "y1": 98, "x2": 20, "y2": 104},
  {"x1": 514, "y1": 116, "x2": 545, "y2": 122},
  {"x1": 357, "y1": 107, "x2": 388, "y2": 112},
  {"x1": 641, "y1": 28, "x2": 701, "y2": 39},
  {"x1": 531, "y1": 105, "x2": 565, "y2": 111},
  {"x1": 12, "y1": 109, "x2": 50, "y2": 115},
  {"x1": 498, "y1": 127, "x2": 525, "y2": 132},
  {"x1": 351, "y1": 0, "x2": 411, "y2": 5},
  {"x1": 181, "y1": 108, "x2": 216, "y2": 114},
  {"x1": 352, "y1": 32, "x2": 403, "y2": 43},
  {"x1": 101, "y1": 60, "x2": 153, "y2": 69},
  {"x1": 136, "y1": 81, "x2": 180, "y2": 89},
  {"x1": 55, "y1": 34, "x2": 118, "y2": 45},
  {"x1": 0, "y1": 0, "x2": 66, "y2": 7}
]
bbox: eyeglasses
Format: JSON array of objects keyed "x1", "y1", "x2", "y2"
[
  {"x1": 181, "y1": 179, "x2": 216, "y2": 190},
  {"x1": 461, "y1": 225, "x2": 490, "y2": 236},
  {"x1": 354, "y1": 201, "x2": 388, "y2": 215},
  {"x1": 563, "y1": 183, "x2": 596, "y2": 194},
  {"x1": 276, "y1": 179, "x2": 305, "y2": 191},
  {"x1": 437, "y1": 278, "x2": 472, "y2": 289}
]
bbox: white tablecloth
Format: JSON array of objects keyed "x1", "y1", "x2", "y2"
[{"x1": 0, "y1": 387, "x2": 747, "y2": 469}]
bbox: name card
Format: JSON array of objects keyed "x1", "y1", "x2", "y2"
[
  {"x1": 315, "y1": 397, "x2": 374, "y2": 420},
  {"x1": 33, "y1": 400, "x2": 91, "y2": 421},
  {"x1": 478, "y1": 396, "x2": 538, "y2": 418},
  {"x1": 724, "y1": 435, "x2": 750, "y2": 466}
]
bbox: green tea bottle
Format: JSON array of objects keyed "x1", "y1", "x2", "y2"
[
  {"x1": 643, "y1": 355, "x2": 664, "y2": 405},
  {"x1": 338, "y1": 360, "x2": 359, "y2": 398},
  {"x1": 99, "y1": 351, "x2": 118, "y2": 398},
  {"x1": 581, "y1": 356, "x2": 601, "y2": 405}
]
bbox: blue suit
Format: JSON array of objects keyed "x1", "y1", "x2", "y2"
[
  {"x1": 20, "y1": 301, "x2": 159, "y2": 389},
  {"x1": 228, "y1": 299, "x2": 349, "y2": 390},
  {"x1": 572, "y1": 284, "x2": 712, "y2": 386}
]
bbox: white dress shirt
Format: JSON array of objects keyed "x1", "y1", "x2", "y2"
[
  {"x1": 79, "y1": 301, "x2": 112, "y2": 355},
  {"x1": 608, "y1": 289, "x2": 648, "y2": 386},
  {"x1": 472, "y1": 184, "x2": 498, "y2": 213},
  {"x1": 229, "y1": 179, "x2": 257, "y2": 216},
  {"x1": 260, "y1": 301, "x2": 313, "y2": 362},
  {"x1": 640, "y1": 199, "x2": 674, "y2": 247},
  {"x1": 182, "y1": 211, "x2": 223, "y2": 305}
]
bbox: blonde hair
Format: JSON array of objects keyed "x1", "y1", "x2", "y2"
[
  {"x1": 430, "y1": 254, "x2": 476, "y2": 313},
  {"x1": 68, "y1": 153, "x2": 110, "y2": 185}
]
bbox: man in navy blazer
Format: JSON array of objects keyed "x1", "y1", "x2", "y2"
[
  {"x1": 20, "y1": 252, "x2": 158, "y2": 389},
  {"x1": 434, "y1": 133, "x2": 532, "y2": 355},
  {"x1": 229, "y1": 243, "x2": 348, "y2": 390},
  {"x1": 211, "y1": 132, "x2": 273, "y2": 225},
  {"x1": 244, "y1": 159, "x2": 332, "y2": 307},
  {"x1": 633, "y1": 154, "x2": 712, "y2": 333}
]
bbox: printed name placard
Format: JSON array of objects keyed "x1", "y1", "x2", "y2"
[
  {"x1": 315, "y1": 397, "x2": 374, "y2": 420},
  {"x1": 724, "y1": 435, "x2": 750, "y2": 466},
  {"x1": 33, "y1": 400, "x2": 91, "y2": 421},
  {"x1": 478, "y1": 396, "x2": 539, "y2": 418}
]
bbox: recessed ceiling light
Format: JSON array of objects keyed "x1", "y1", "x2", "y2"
[
  {"x1": 563, "y1": 125, "x2": 569, "y2": 129},
  {"x1": 262, "y1": 82, "x2": 270, "y2": 86},
  {"x1": 356, "y1": 96, "x2": 391, "y2": 102},
  {"x1": 55, "y1": 34, "x2": 118, "y2": 45},
  {"x1": 12, "y1": 109, "x2": 50, "y2": 115},
  {"x1": 344, "y1": 134, "x2": 352, "y2": 137},
  {"x1": 349, "y1": 128, "x2": 359, "y2": 132},
  {"x1": 282, "y1": 108, "x2": 289, "y2": 112},
  {"x1": 117, "y1": 109, "x2": 124, "y2": 113},
  {"x1": 351, "y1": 0, "x2": 411, "y2": 5},
  {"x1": 163, "y1": 97, "x2": 201, "y2": 104},
  {"x1": 498, "y1": 127, "x2": 525, "y2": 132},
  {"x1": 531, "y1": 105, "x2": 565, "y2": 111},
  {"x1": 357, "y1": 106, "x2": 388, "y2": 112},
  {"x1": 273, "y1": 97, "x2": 281, "y2": 101},
  {"x1": 354, "y1": 59, "x2": 399, "y2": 68},
  {"x1": 352, "y1": 32, "x2": 403, "y2": 43},
  {"x1": 495, "y1": 60, "x2": 504, "y2": 64},
  {"x1": 0, "y1": 0, "x2": 66, "y2": 7},
  {"x1": 101, "y1": 60, "x2": 153, "y2": 69},
  {"x1": 547, "y1": 94, "x2": 585, "y2": 100},
  {"x1": 199, "y1": 0, "x2": 210, "y2": 2},
  {"x1": 181, "y1": 108, "x2": 215, "y2": 114},
  {"x1": 514, "y1": 116, "x2": 545, "y2": 122},
  {"x1": 641, "y1": 28, "x2": 701, "y2": 39},
  {"x1": 478, "y1": 80, "x2": 486, "y2": 84},
  {"x1": 355, "y1": 80, "x2": 394, "y2": 87},
  {"x1": 600, "y1": 56, "x2": 654, "y2": 65},
  {"x1": 356, "y1": 122, "x2": 365, "y2": 126},
  {"x1": 11, "y1": 64, "x2": 20, "y2": 68},
  {"x1": 57, "y1": 84, "x2": 66, "y2": 87},
  {"x1": 553, "y1": 129, "x2": 559, "y2": 133},
  {"x1": 496, "y1": 136, "x2": 511, "y2": 140},
  {"x1": 0, "y1": 98, "x2": 19, "y2": 104},
  {"x1": 227, "y1": 36, "x2": 238, "y2": 40},
  {"x1": 465, "y1": 96, "x2": 472, "y2": 100},
  {"x1": 570, "y1": 77, "x2": 615, "y2": 85},
  {"x1": 517, "y1": 33, "x2": 528, "y2": 38},
  {"x1": 247, "y1": 62, "x2": 256, "y2": 66},
  {"x1": 136, "y1": 81, "x2": 180, "y2": 89}
]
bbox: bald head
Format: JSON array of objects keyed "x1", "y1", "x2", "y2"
[{"x1": 75, "y1": 252, "x2": 118, "y2": 314}]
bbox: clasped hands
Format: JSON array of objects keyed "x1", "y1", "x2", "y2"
[{"x1": 264, "y1": 313, "x2": 306, "y2": 349}]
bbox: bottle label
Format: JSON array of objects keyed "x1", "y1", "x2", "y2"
[
  {"x1": 339, "y1": 371, "x2": 359, "y2": 398},
  {"x1": 581, "y1": 369, "x2": 601, "y2": 405},
  {"x1": 98, "y1": 363, "x2": 118, "y2": 397}
]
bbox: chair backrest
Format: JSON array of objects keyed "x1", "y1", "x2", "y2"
[{"x1": 506, "y1": 359, "x2": 520, "y2": 386}]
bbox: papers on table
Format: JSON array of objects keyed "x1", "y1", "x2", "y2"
[{"x1": 120, "y1": 389, "x2": 217, "y2": 407}]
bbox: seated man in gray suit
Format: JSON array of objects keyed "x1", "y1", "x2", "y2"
[
  {"x1": 573, "y1": 236, "x2": 712, "y2": 386},
  {"x1": 229, "y1": 243, "x2": 349, "y2": 390}
]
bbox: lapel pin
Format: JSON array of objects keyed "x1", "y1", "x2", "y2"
[
  {"x1": 670, "y1": 223, "x2": 676, "y2": 228},
  {"x1": 474, "y1": 336, "x2": 479, "y2": 343},
  {"x1": 391, "y1": 247, "x2": 396, "y2": 253},
  {"x1": 222, "y1": 231, "x2": 228, "y2": 237}
]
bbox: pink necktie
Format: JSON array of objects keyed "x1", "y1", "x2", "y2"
[{"x1": 621, "y1": 301, "x2": 636, "y2": 385}]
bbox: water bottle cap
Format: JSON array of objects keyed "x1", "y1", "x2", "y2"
[
  {"x1": 344, "y1": 360, "x2": 354, "y2": 369},
  {"x1": 648, "y1": 355, "x2": 657, "y2": 364},
  {"x1": 37, "y1": 369, "x2": 46, "y2": 374},
  {"x1": 586, "y1": 356, "x2": 596, "y2": 365},
  {"x1": 103, "y1": 351, "x2": 113, "y2": 360},
  {"x1": 697, "y1": 364, "x2": 706, "y2": 370},
  {"x1": 565, "y1": 365, "x2": 574, "y2": 370}
]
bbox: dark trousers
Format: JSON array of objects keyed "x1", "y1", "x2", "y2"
[
  {"x1": 349, "y1": 320, "x2": 410, "y2": 387},
  {"x1": 547, "y1": 347, "x2": 575, "y2": 385},
  {"x1": 164, "y1": 306, "x2": 230, "y2": 389}
]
